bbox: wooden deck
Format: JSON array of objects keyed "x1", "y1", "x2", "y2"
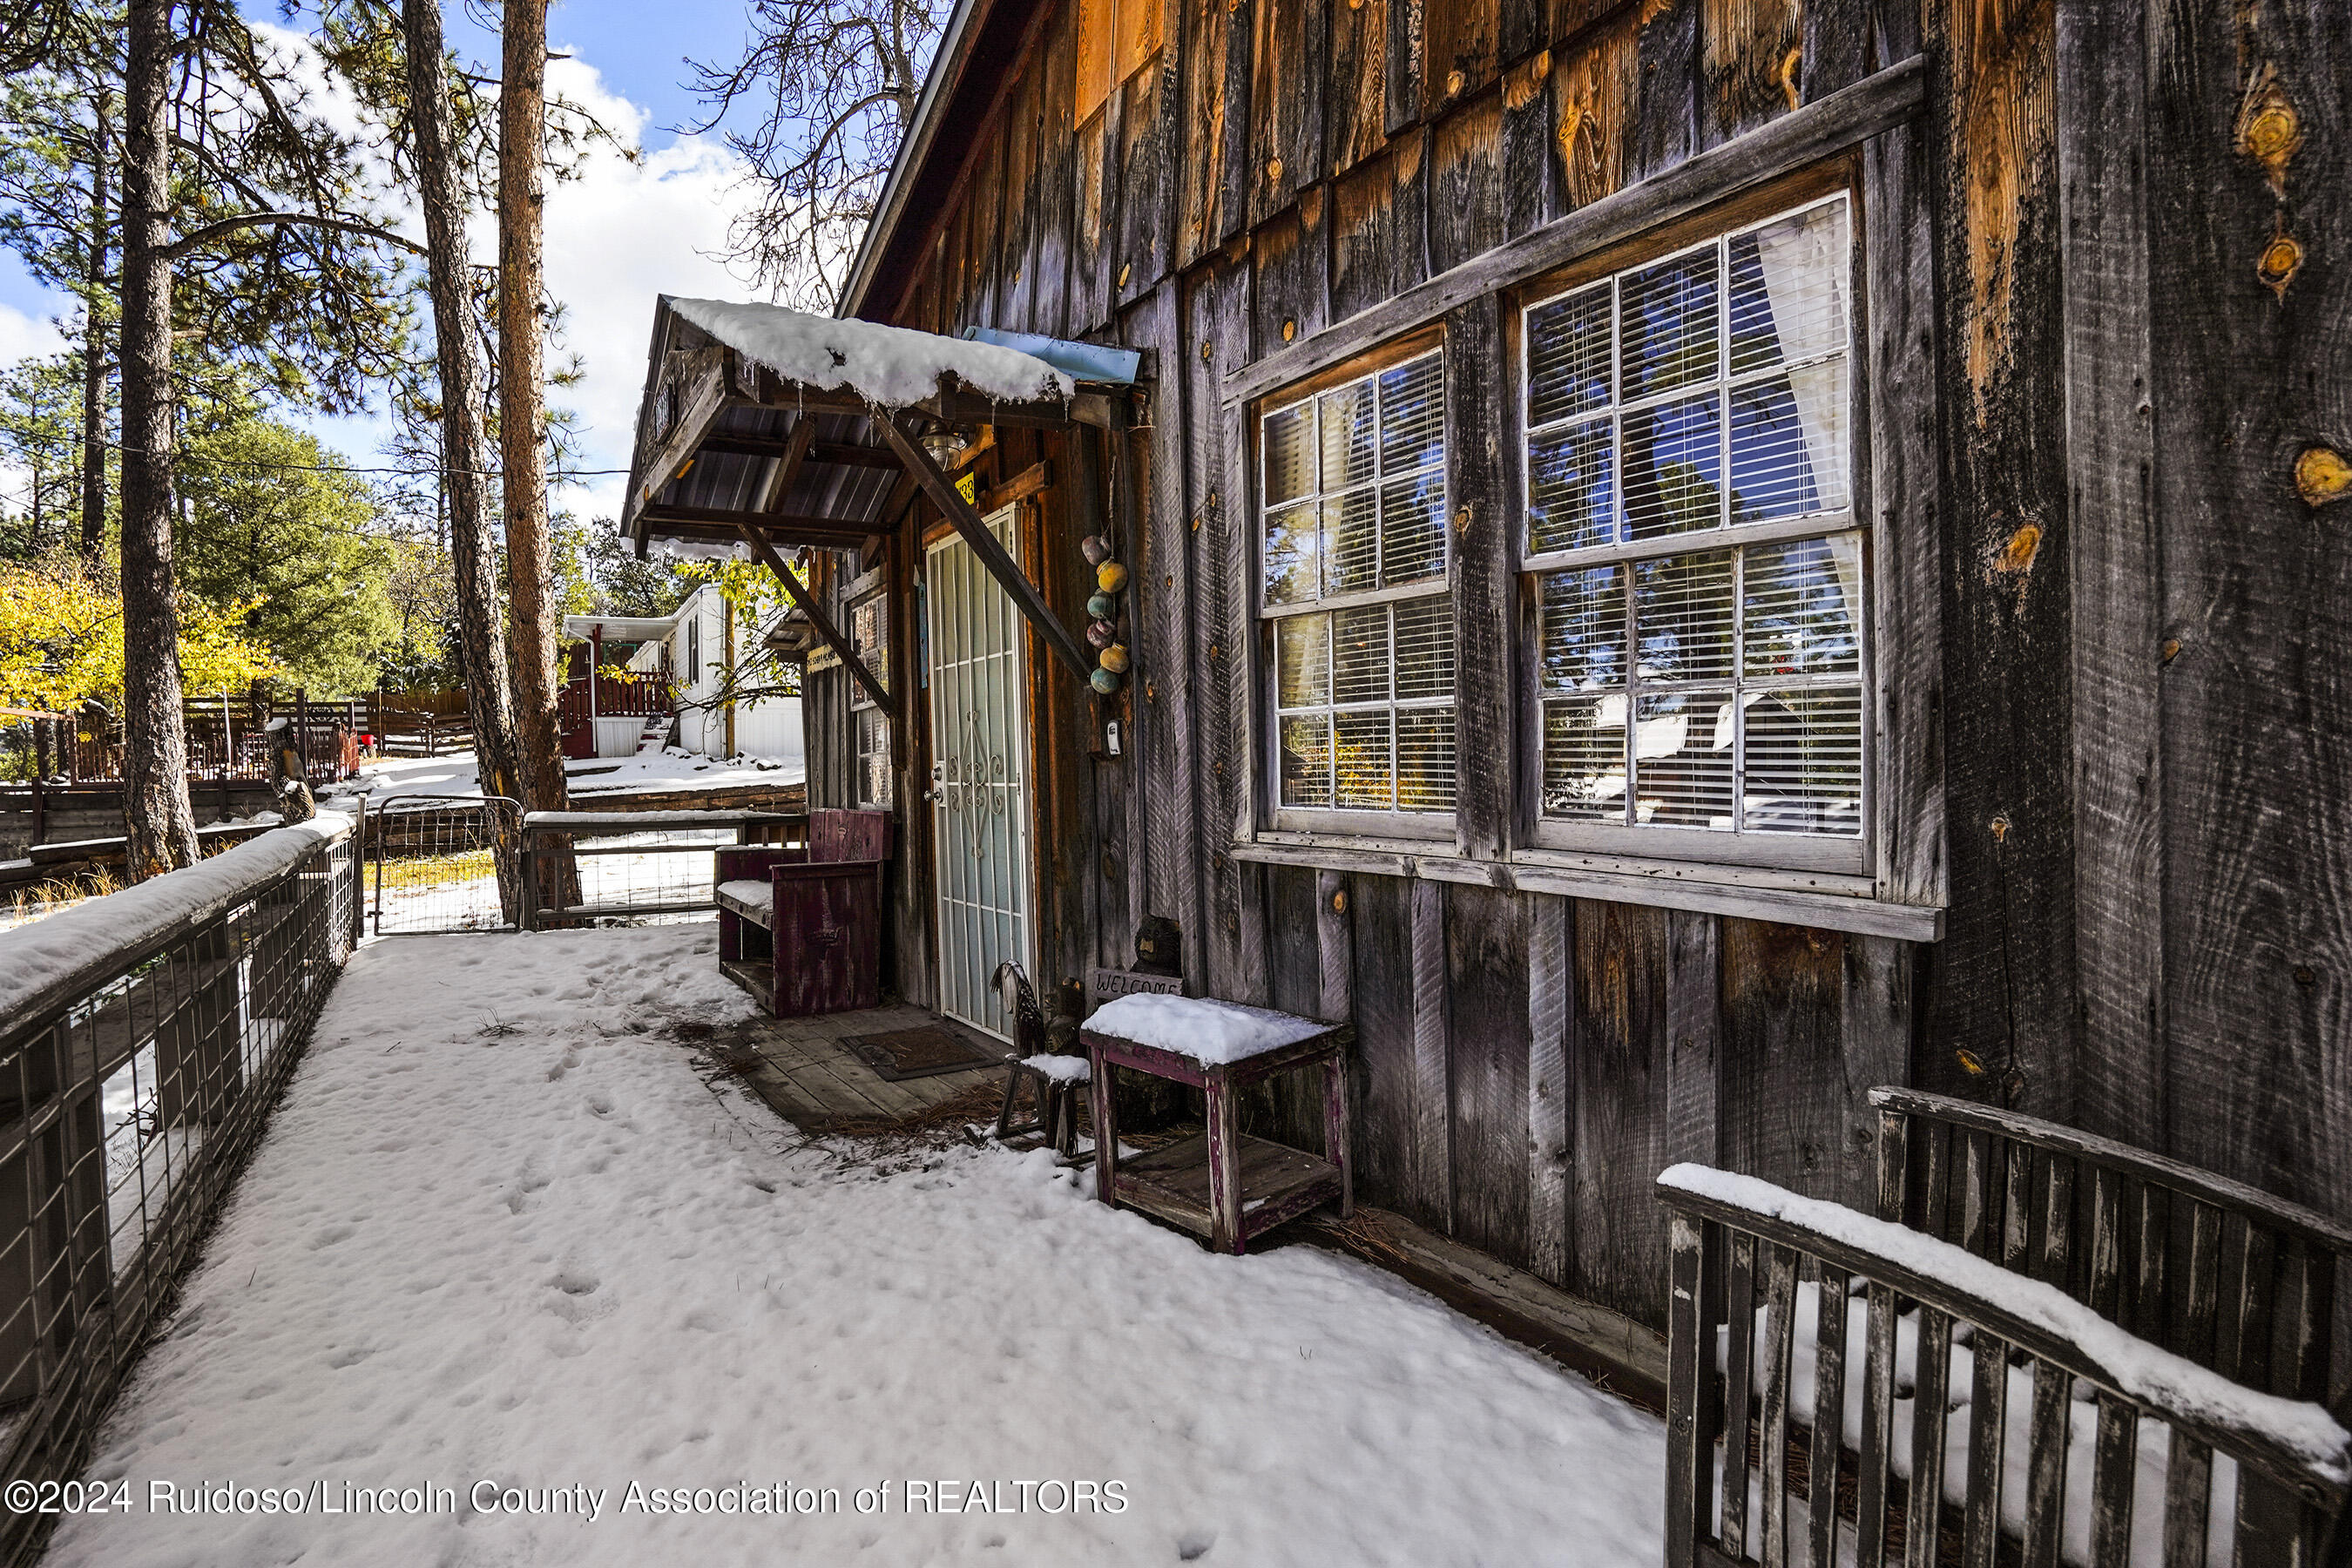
[{"x1": 706, "y1": 1003, "x2": 1012, "y2": 1131}]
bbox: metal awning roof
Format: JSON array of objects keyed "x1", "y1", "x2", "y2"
[{"x1": 561, "y1": 613, "x2": 679, "y2": 641}]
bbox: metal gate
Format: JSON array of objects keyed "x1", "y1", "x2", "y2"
[
  {"x1": 365, "y1": 794, "x2": 522, "y2": 935},
  {"x1": 926, "y1": 506, "x2": 1036, "y2": 1041}
]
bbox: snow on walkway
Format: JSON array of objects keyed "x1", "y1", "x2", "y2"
[{"x1": 45, "y1": 926, "x2": 1664, "y2": 1567}]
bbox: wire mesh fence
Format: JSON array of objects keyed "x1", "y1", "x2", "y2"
[
  {"x1": 365, "y1": 794, "x2": 523, "y2": 936},
  {"x1": 361, "y1": 802, "x2": 808, "y2": 936},
  {"x1": 0, "y1": 825, "x2": 357, "y2": 1566},
  {"x1": 522, "y1": 812, "x2": 810, "y2": 929}
]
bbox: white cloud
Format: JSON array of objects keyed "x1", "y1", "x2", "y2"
[
  {"x1": 534, "y1": 59, "x2": 770, "y2": 524},
  {"x1": 0, "y1": 300, "x2": 67, "y2": 366}
]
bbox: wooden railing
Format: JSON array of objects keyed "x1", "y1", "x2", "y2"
[{"x1": 1655, "y1": 1092, "x2": 2352, "y2": 1568}]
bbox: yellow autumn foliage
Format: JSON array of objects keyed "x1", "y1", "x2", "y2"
[{"x1": 0, "y1": 556, "x2": 280, "y2": 714}]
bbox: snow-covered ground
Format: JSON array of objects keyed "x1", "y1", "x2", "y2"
[
  {"x1": 45, "y1": 925, "x2": 1666, "y2": 1567},
  {"x1": 326, "y1": 747, "x2": 803, "y2": 814}
]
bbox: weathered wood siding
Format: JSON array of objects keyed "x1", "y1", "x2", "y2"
[{"x1": 798, "y1": 0, "x2": 2352, "y2": 1331}]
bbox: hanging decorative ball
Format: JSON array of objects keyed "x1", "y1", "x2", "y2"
[
  {"x1": 1087, "y1": 591, "x2": 1116, "y2": 620},
  {"x1": 1087, "y1": 618, "x2": 1118, "y2": 649},
  {"x1": 1090, "y1": 666, "x2": 1122, "y2": 695},
  {"x1": 1096, "y1": 561, "x2": 1129, "y2": 592},
  {"x1": 1080, "y1": 535, "x2": 1113, "y2": 565},
  {"x1": 1099, "y1": 643, "x2": 1131, "y2": 674}
]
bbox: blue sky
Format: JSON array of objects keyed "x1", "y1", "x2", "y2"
[{"x1": 0, "y1": 2, "x2": 787, "y2": 521}]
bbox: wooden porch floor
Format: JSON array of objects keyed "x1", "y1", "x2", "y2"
[{"x1": 704, "y1": 1002, "x2": 1015, "y2": 1132}]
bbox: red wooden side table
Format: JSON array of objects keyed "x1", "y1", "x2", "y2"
[{"x1": 1080, "y1": 1002, "x2": 1353, "y2": 1254}]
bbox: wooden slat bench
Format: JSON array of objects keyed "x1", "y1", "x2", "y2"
[
  {"x1": 715, "y1": 809, "x2": 890, "y2": 1018},
  {"x1": 1654, "y1": 1088, "x2": 2352, "y2": 1568}
]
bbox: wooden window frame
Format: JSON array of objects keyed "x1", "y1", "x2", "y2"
[
  {"x1": 1511, "y1": 182, "x2": 1872, "y2": 875},
  {"x1": 848, "y1": 585, "x2": 893, "y2": 809},
  {"x1": 1251, "y1": 329, "x2": 1458, "y2": 842}
]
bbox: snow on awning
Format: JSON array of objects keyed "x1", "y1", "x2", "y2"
[{"x1": 665, "y1": 298, "x2": 1075, "y2": 409}]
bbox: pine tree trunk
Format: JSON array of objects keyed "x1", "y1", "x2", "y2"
[
  {"x1": 81, "y1": 91, "x2": 109, "y2": 568},
  {"x1": 497, "y1": 0, "x2": 565, "y2": 815},
  {"x1": 405, "y1": 0, "x2": 525, "y2": 918},
  {"x1": 118, "y1": 0, "x2": 196, "y2": 879}
]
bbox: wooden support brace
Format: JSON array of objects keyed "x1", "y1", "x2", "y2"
[
  {"x1": 872, "y1": 408, "x2": 1095, "y2": 682},
  {"x1": 733, "y1": 524, "x2": 891, "y2": 711}
]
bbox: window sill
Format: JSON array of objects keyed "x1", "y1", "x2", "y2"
[{"x1": 1228, "y1": 839, "x2": 1942, "y2": 941}]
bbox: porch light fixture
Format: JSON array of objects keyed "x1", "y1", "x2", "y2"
[{"x1": 918, "y1": 422, "x2": 972, "y2": 466}]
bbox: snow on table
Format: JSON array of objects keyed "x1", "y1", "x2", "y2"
[
  {"x1": 1022, "y1": 1053, "x2": 1092, "y2": 1084},
  {"x1": 1084, "y1": 993, "x2": 1330, "y2": 1066},
  {"x1": 50, "y1": 926, "x2": 1664, "y2": 1568}
]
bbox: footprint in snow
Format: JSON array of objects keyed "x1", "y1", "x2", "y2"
[{"x1": 1176, "y1": 1531, "x2": 1217, "y2": 1561}]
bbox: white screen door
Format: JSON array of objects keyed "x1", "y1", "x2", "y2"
[{"x1": 926, "y1": 507, "x2": 1035, "y2": 1040}]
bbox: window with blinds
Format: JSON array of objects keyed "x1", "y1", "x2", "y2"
[
  {"x1": 1523, "y1": 194, "x2": 1864, "y2": 862},
  {"x1": 1260, "y1": 352, "x2": 1455, "y2": 822},
  {"x1": 848, "y1": 591, "x2": 891, "y2": 809}
]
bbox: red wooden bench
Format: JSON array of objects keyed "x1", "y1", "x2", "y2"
[{"x1": 716, "y1": 809, "x2": 891, "y2": 1017}]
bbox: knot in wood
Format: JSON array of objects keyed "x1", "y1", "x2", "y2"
[
  {"x1": 2258, "y1": 234, "x2": 2303, "y2": 293},
  {"x1": 2295, "y1": 445, "x2": 2351, "y2": 507},
  {"x1": 1445, "y1": 68, "x2": 1465, "y2": 98}
]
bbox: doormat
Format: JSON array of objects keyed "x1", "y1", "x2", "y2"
[{"x1": 840, "y1": 1025, "x2": 999, "y2": 1082}]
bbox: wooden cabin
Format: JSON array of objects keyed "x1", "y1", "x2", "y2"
[{"x1": 622, "y1": 0, "x2": 2351, "y2": 1339}]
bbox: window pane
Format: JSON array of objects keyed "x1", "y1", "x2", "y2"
[
  {"x1": 1319, "y1": 382, "x2": 1375, "y2": 490},
  {"x1": 1621, "y1": 393, "x2": 1722, "y2": 538},
  {"x1": 1264, "y1": 402, "x2": 1315, "y2": 504},
  {"x1": 1620, "y1": 247, "x2": 1719, "y2": 400},
  {"x1": 1727, "y1": 201, "x2": 1849, "y2": 375},
  {"x1": 1397, "y1": 708, "x2": 1456, "y2": 810},
  {"x1": 1742, "y1": 686, "x2": 1863, "y2": 835},
  {"x1": 1324, "y1": 487, "x2": 1380, "y2": 595},
  {"x1": 1632, "y1": 691, "x2": 1733, "y2": 829},
  {"x1": 1275, "y1": 612, "x2": 1330, "y2": 708},
  {"x1": 1527, "y1": 284, "x2": 1612, "y2": 429},
  {"x1": 1727, "y1": 362, "x2": 1849, "y2": 523},
  {"x1": 1379, "y1": 471, "x2": 1447, "y2": 585},
  {"x1": 1332, "y1": 605, "x2": 1390, "y2": 705},
  {"x1": 1378, "y1": 356, "x2": 1446, "y2": 476},
  {"x1": 1538, "y1": 565, "x2": 1625, "y2": 692},
  {"x1": 1743, "y1": 533, "x2": 1862, "y2": 679},
  {"x1": 1542, "y1": 696, "x2": 1626, "y2": 821},
  {"x1": 1632, "y1": 549, "x2": 1734, "y2": 684},
  {"x1": 1528, "y1": 417, "x2": 1617, "y2": 556},
  {"x1": 1264, "y1": 502, "x2": 1319, "y2": 605},
  {"x1": 1279, "y1": 714, "x2": 1333, "y2": 808},
  {"x1": 1334, "y1": 711, "x2": 1395, "y2": 808},
  {"x1": 1393, "y1": 598, "x2": 1453, "y2": 701}
]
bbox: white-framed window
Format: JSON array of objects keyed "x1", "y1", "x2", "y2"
[
  {"x1": 848, "y1": 591, "x2": 892, "y2": 809},
  {"x1": 1521, "y1": 193, "x2": 1864, "y2": 869},
  {"x1": 1258, "y1": 350, "x2": 1455, "y2": 832}
]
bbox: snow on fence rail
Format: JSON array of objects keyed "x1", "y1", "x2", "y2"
[
  {"x1": 1655, "y1": 1161, "x2": 2350, "y2": 1568},
  {"x1": 0, "y1": 821, "x2": 358, "y2": 1566}
]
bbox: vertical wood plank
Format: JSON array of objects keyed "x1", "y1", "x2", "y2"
[
  {"x1": 1409, "y1": 875, "x2": 1453, "y2": 1229},
  {"x1": 1665, "y1": 1213, "x2": 1712, "y2": 1568},
  {"x1": 1326, "y1": 0, "x2": 1389, "y2": 176},
  {"x1": 1248, "y1": 0, "x2": 1326, "y2": 226},
  {"x1": 2058, "y1": 0, "x2": 2163, "y2": 1157},
  {"x1": 2022, "y1": 1359, "x2": 2070, "y2": 1568},
  {"x1": 1316, "y1": 869, "x2": 1354, "y2": 1021},
  {"x1": 1349, "y1": 872, "x2": 1420, "y2": 1210},
  {"x1": 1722, "y1": 1229, "x2": 1759, "y2": 1559},
  {"x1": 1131, "y1": 283, "x2": 1200, "y2": 962},
  {"x1": 1383, "y1": 0, "x2": 1424, "y2": 137},
  {"x1": 1701, "y1": 0, "x2": 1801, "y2": 147},
  {"x1": 1904, "y1": 1307, "x2": 1952, "y2": 1568},
  {"x1": 1423, "y1": 0, "x2": 1499, "y2": 119},
  {"x1": 1842, "y1": 935, "x2": 1914, "y2": 1209},
  {"x1": 1428, "y1": 91, "x2": 1505, "y2": 277},
  {"x1": 1116, "y1": 62, "x2": 1171, "y2": 307},
  {"x1": 1808, "y1": 1265, "x2": 1850, "y2": 1568},
  {"x1": 1499, "y1": 49, "x2": 1554, "y2": 240},
  {"x1": 2160, "y1": 1429, "x2": 2211, "y2": 1568},
  {"x1": 1549, "y1": 13, "x2": 1639, "y2": 213},
  {"x1": 1179, "y1": 0, "x2": 1240, "y2": 260},
  {"x1": 1445, "y1": 882, "x2": 1531, "y2": 1266},
  {"x1": 1720, "y1": 921, "x2": 1852, "y2": 1200},
  {"x1": 1664, "y1": 908, "x2": 1720, "y2": 1168},
  {"x1": 1758, "y1": 1242, "x2": 1798, "y2": 1568},
  {"x1": 1032, "y1": 0, "x2": 1080, "y2": 337},
  {"x1": 1528, "y1": 891, "x2": 1572, "y2": 1286},
  {"x1": 2088, "y1": 1393, "x2": 2138, "y2": 1568},
  {"x1": 1444, "y1": 293, "x2": 1511, "y2": 857},
  {"x1": 1629, "y1": 0, "x2": 1699, "y2": 180},
  {"x1": 1572, "y1": 898, "x2": 1670, "y2": 1325},
  {"x1": 1331, "y1": 150, "x2": 1402, "y2": 325},
  {"x1": 1855, "y1": 1279, "x2": 1897, "y2": 1566}
]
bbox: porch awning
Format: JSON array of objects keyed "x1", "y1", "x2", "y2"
[
  {"x1": 560, "y1": 613, "x2": 679, "y2": 642},
  {"x1": 621, "y1": 296, "x2": 1142, "y2": 691}
]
